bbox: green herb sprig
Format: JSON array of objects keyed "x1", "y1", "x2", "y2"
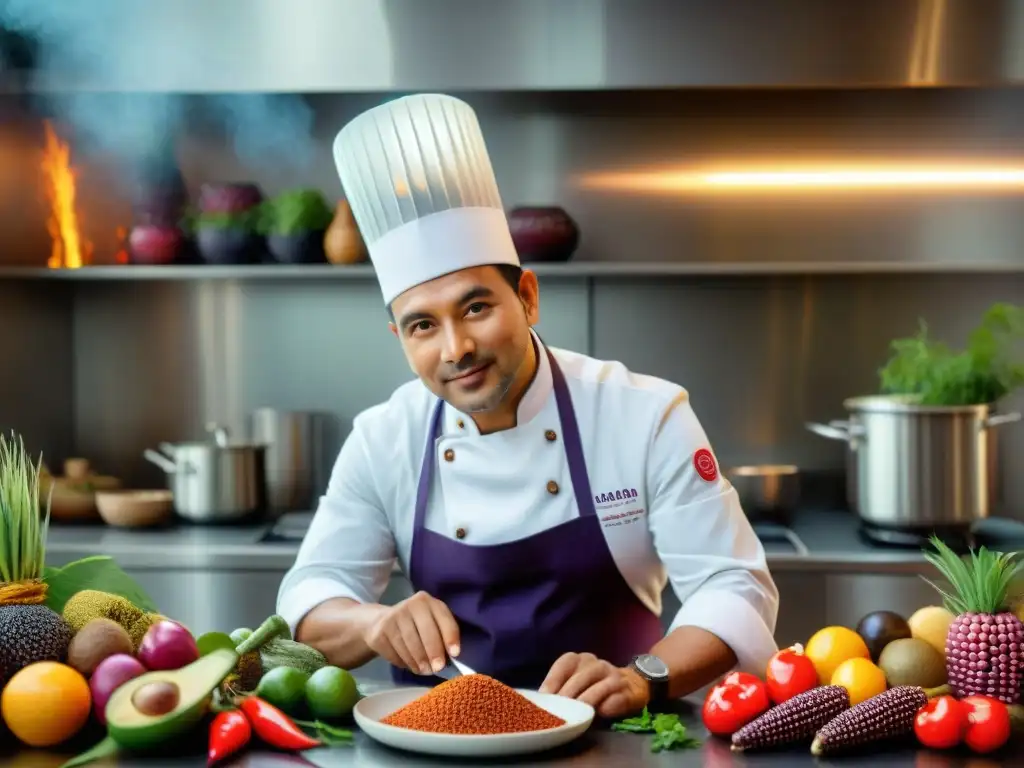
[
  {"x1": 0, "y1": 431, "x2": 51, "y2": 584},
  {"x1": 878, "y1": 302, "x2": 1024, "y2": 406},
  {"x1": 612, "y1": 707, "x2": 701, "y2": 753}
]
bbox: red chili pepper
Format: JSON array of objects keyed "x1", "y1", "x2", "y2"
[
  {"x1": 701, "y1": 672, "x2": 771, "y2": 737},
  {"x1": 239, "y1": 696, "x2": 322, "y2": 751},
  {"x1": 208, "y1": 710, "x2": 252, "y2": 766},
  {"x1": 765, "y1": 644, "x2": 818, "y2": 705}
]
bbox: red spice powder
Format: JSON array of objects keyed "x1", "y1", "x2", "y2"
[{"x1": 381, "y1": 674, "x2": 566, "y2": 734}]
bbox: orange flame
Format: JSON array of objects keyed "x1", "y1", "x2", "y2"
[{"x1": 42, "y1": 121, "x2": 92, "y2": 269}]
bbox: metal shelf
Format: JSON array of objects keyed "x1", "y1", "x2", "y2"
[{"x1": 2, "y1": 261, "x2": 1024, "y2": 281}]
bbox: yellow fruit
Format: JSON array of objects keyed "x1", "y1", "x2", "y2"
[
  {"x1": 908, "y1": 606, "x2": 955, "y2": 657},
  {"x1": 805, "y1": 626, "x2": 872, "y2": 685},
  {"x1": 1, "y1": 662, "x2": 91, "y2": 747},
  {"x1": 830, "y1": 657, "x2": 889, "y2": 706}
]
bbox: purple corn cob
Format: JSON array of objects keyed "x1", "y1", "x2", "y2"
[
  {"x1": 810, "y1": 685, "x2": 928, "y2": 756},
  {"x1": 731, "y1": 685, "x2": 850, "y2": 752}
]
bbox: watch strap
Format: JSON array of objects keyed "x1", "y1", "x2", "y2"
[{"x1": 630, "y1": 655, "x2": 670, "y2": 707}]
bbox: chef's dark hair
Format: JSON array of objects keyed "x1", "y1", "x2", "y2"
[{"x1": 387, "y1": 264, "x2": 524, "y2": 321}]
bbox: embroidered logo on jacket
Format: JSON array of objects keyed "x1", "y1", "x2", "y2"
[
  {"x1": 594, "y1": 487, "x2": 638, "y2": 506},
  {"x1": 693, "y1": 448, "x2": 718, "y2": 482}
]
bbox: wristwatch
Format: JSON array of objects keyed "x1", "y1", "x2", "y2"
[{"x1": 630, "y1": 654, "x2": 670, "y2": 708}]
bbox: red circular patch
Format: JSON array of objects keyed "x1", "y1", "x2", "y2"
[{"x1": 693, "y1": 448, "x2": 718, "y2": 482}]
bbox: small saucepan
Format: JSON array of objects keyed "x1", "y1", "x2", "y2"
[{"x1": 727, "y1": 465, "x2": 801, "y2": 525}]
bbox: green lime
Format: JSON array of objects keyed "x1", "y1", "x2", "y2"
[
  {"x1": 229, "y1": 627, "x2": 253, "y2": 645},
  {"x1": 304, "y1": 666, "x2": 359, "y2": 720},
  {"x1": 256, "y1": 667, "x2": 310, "y2": 714}
]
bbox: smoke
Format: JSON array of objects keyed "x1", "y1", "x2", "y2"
[{"x1": 0, "y1": 0, "x2": 315, "y2": 185}]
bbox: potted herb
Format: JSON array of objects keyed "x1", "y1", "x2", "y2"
[
  {"x1": 258, "y1": 188, "x2": 333, "y2": 264},
  {"x1": 190, "y1": 182, "x2": 264, "y2": 265},
  {"x1": 806, "y1": 302, "x2": 1023, "y2": 530}
]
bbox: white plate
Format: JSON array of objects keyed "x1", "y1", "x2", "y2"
[{"x1": 353, "y1": 686, "x2": 595, "y2": 757}]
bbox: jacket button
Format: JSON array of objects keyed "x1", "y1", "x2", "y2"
[
  {"x1": 455, "y1": 527, "x2": 467, "y2": 540},
  {"x1": 547, "y1": 480, "x2": 559, "y2": 495},
  {"x1": 544, "y1": 430, "x2": 557, "y2": 442},
  {"x1": 444, "y1": 449, "x2": 455, "y2": 462}
]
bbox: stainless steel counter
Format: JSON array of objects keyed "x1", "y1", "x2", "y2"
[{"x1": 43, "y1": 508, "x2": 1024, "y2": 574}]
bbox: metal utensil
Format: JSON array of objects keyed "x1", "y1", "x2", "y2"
[
  {"x1": 727, "y1": 464, "x2": 800, "y2": 524},
  {"x1": 144, "y1": 422, "x2": 268, "y2": 523},
  {"x1": 249, "y1": 408, "x2": 326, "y2": 513},
  {"x1": 434, "y1": 657, "x2": 476, "y2": 681}
]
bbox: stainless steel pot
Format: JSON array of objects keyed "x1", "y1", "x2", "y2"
[
  {"x1": 807, "y1": 395, "x2": 1021, "y2": 531},
  {"x1": 249, "y1": 408, "x2": 326, "y2": 513},
  {"x1": 144, "y1": 423, "x2": 268, "y2": 523},
  {"x1": 727, "y1": 465, "x2": 800, "y2": 523}
]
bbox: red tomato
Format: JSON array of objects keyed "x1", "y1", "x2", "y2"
[
  {"x1": 765, "y1": 644, "x2": 818, "y2": 705},
  {"x1": 914, "y1": 695, "x2": 968, "y2": 749},
  {"x1": 962, "y1": 695, "x2": 1011, "y2": 754},
  {"x1": 701, "y1": 672, "x2": 771, "y2": 737}
]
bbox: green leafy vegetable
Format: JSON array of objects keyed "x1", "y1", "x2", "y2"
[
  {"x1": 293, "y1": 718, "x2": 355, "y2": 746},
  {"x1": 612, "y1": 707, "x2": 701, "y2": 752},
  {"x1": 257, "y1": 188, "x2": 334, "y2": 236},
  {"x1": 878, "y1": 302, "x2": 1024, "y2": 406},
  {"x1": 43, "y1": 556, "x2": 159, "y2": 614}
]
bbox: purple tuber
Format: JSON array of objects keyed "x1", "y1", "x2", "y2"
[
  {"x1": 137, "y1": 620, "x2": 200, "y2": 671},
  {"x1": 90, "y1": 654, "x2": 147, "y2": 725}
]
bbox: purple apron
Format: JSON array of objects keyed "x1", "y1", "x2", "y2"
[{"x1": 392, "y1": 346, "x2": 664, "y2": 689}]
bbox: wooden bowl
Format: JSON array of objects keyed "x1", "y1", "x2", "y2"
[{"x1": 96, "y1": 490, "x2": 174, "y2": 528}]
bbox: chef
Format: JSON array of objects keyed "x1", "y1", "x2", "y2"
[{"x1": 277, "y1": 93, "x2": 779, "y2": 719}]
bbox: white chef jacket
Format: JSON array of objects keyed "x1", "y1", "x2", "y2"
[{"x1": 277, "y1": 332, "x2": 780, "y2": 675}]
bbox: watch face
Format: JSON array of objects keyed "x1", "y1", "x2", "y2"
[{"x1": 635, "y1": 654, "x2": 669, "y2": 679}]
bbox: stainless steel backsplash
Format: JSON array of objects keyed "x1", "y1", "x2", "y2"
[{"x1": 2, "y1": 89, "x2": 1023, "y2": 514}]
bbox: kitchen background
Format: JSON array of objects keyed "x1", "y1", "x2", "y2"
[{"x1": 1, "y1": 1, "x2": 1023, "y2": 665}]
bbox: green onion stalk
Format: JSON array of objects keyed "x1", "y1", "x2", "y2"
[{"x1": 0, "y1": 431, "x2": 52, "y2": 605}]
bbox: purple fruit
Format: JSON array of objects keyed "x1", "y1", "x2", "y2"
[
  {"x1": 91, "y1": 654, "x2": 147, "y2": 725},
  {"x1": 137, "y1": 621, "x2": 199, "y2": 672}
]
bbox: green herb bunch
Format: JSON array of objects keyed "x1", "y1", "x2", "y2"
[
  {"x1": 0, "y1": 431, "x2": 51, "y2": 585},
  {"x1": 612, "y1": 707, "x2": 701, "y2": 752},
  {"x1": 256, "y1": 189, "x2": 333, "y2": 236},
  {"x1": 878, "y1": 302, "x2": 1024, "y2": 406}
]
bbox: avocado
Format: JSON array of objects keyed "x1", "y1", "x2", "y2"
[
  {"x1": 855, "y1": 610, "x2": 912, "y2": 662},
  {"x1": 104, "y1": 648, "x2": 236, "y2": 749},
  {"x1": 100, "y1": 614, "x2": 289, "y2": 751}
]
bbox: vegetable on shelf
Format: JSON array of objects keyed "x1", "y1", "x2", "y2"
[
  {"x1": 611, "y1": 707, "x2": 700, "y2": 753},
  {"x1": 701, "y1": 672, "x2": 771, "y2": 737},
  {"x1": 877, "y1": 302, "x2": 1024, "y2": 406},
  {"x1": 208, "y1": 710, "x2": 251, "y2": 767}
]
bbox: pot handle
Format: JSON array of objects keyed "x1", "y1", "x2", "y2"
[
  {"x1": 144, "y1": 449, "x2": 177, "y2": 473},
  {"x1": 206, "y1": 421, "x2": 230, "y2": 448},
  {"x1": 806, "y1": 421, "x2": 865, "y2": 442},
  {"x1": 984, "y1": 412, "x2": 1021, "y2": 429}
]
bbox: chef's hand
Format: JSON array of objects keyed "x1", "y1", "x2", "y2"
[
  {"x1": 362, "y1": 591, "x2": 461, "y2": 676},
  {"x1": 539, "y1": 652, "x2": 650, "y2": 719}
]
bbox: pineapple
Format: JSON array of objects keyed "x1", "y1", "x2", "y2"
[{"x1": 922, "y1": 535, "x2": 1024, "y2": 704}]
